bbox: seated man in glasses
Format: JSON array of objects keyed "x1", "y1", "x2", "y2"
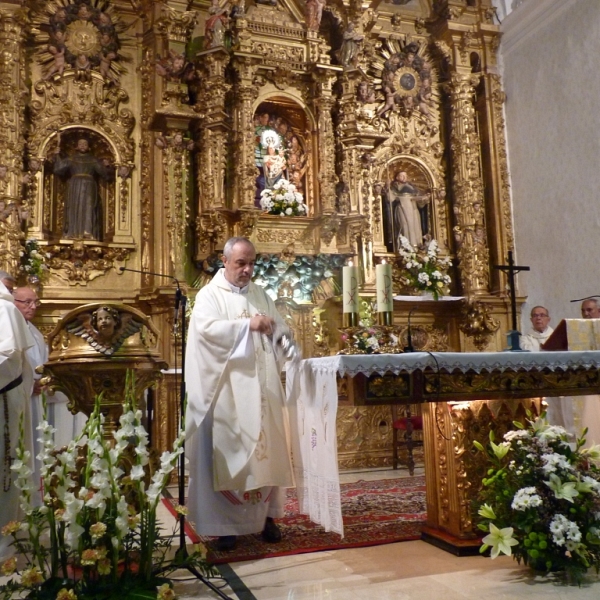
[{"x1": 13, "y1": 287, "x2": 45, "y2": 506}]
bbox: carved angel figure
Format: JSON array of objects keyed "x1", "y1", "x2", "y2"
[{"x1": 66, "y1": 305, "x2": 143, "y2": 356}]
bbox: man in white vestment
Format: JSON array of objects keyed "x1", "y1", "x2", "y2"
[
  {"x1": 520, "y1": 306, "x2": 573, "y2": 431},
  {"x1": 13, "y1": 287, "x2": 86, "y2": 457},
  {"x1": 13, "y1": 287, "x2": 45, "y2": 506},
  {"x1": 0, "y1": 280, "x2": 35, "y2": 559},
  {"x1": 577, "y1": 298, "x2": 600, "y2": 446},
  {"x1": 520, "y1": 305, "x2": 554, "y2": 352},
  {"x1": 185, "y1": 237, "x2": 295, "y2": 552}
]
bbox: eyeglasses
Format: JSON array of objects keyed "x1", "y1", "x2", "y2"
[
  {"x1": 531, "y1": 313, "x2": 549, "y2": 318},
  {"x1": 15, "y1": 299, "x2": 41, "y2": 308}
]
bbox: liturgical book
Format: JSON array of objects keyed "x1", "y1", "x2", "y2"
[{"x1": 542, "y1": 319, "x2": 600, "y2": 351}]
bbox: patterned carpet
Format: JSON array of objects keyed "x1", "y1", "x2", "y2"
[{"x1": 163, "y1": 476, "x2": 426, "y2": 564}]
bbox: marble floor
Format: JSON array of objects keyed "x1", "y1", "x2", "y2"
[{"x1": 167, "y1": 468, "x2": 600, "y2": 600}]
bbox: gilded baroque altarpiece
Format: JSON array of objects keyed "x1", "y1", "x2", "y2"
[{"x1": 0, "y1": 0, "x2": 523, "y2": 508}]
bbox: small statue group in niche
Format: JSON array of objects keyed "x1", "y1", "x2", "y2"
[
  {"x1": 44, "y1": 2, "x2": 120, "y2": 83},
  {"x1": 52, "y1": 135, "x2": 113, "y2": 241},
  {"x1": 382, "y1": 169, "x2": 431, "y2": 253},
  {"x1": 66, "y1": 305, "x2": 143, "y2": 356},
  {"x1": 253, "y1": 111, "x2": 308, "y2": 205},
  {"x1": 378, "y1": 42, "x2": 433, "y2": 119}
]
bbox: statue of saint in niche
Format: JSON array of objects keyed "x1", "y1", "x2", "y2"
[
  {"x1": 53, "y1": 136, "x2": 113, "y2": 240},
  {"x1": 383, "y1": 170, "x2": 431, "y2": 252},
  {"x1": 66, "y1": 305, "x2": 143, "y2": 356}
]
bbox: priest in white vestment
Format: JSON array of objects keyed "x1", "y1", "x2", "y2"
[
  {"x1": 0, "y1": 281, "x2": 35, "y2": 560},
  {"x1": 520, "y1": 305, "x2": 573, "y2": 432},
  {"x1": 576, "y1": 299, "x2": 600, "y2": 447},
  {"x1": 185, "y1": 237, "x2": 295, "y2": 551}
]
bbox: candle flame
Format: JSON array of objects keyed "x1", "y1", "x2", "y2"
[
  {"x1": 348, "y1": 260, "x2": 353, "y2": 267},
  {"x1": 381, "y1": 259, "x2": 387, "y2": 265}
]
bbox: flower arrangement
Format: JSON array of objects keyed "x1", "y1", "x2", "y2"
[
  {"x1": 475, "y1": 413, "x2": 600, "y2": 583},
  {"x1": 397, "y1": 236, "x2": 451, "y2": 300},
  {"x1": 0, "y1": 374, "x2": 213, "y2": 599},
  {"x1": 341, "y1": 328, "x2": 382, "y2": 354},
  {"x1": 259, "y1": 179, "x2": 308, "y2": 217},
  {"x1": 19, "y1": 239, "x2": 49, "y2": 283}
]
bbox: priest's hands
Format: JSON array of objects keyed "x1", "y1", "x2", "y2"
[{"x1": 250, "y1": 314, "x2": 275, "y2": 336}]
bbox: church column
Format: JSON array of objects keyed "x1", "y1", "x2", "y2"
[
  {"x1": 446, "y1": 72, "x2": 490, "y2": 296},
  {"x1": 194, "y1": 48, "x2": 231, "y2": 259},
  {"x1": 231, "y1": 58, "x2": 259, "y2": 210},
  {"x1": 0, "y1": 7, "x2": 27, "y2": 273},
  {"x1": 311, "y1": 70, "x2": 338, "y2": 214},
  {"x1": 477, "y1": 72, "x2": 514, "y2": 293}
]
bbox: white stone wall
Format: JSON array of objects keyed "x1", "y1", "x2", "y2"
[{"x1": 499, "y1": 0, "x2": 600, "y2": 331}]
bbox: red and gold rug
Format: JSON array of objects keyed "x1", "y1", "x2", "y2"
[{"x1": 163, "y1": 476, "x2": 426, "y2": 564}]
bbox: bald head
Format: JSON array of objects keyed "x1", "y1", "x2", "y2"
[
  {"x1": 0, "y1": 271, "x2": 16, "y2": 293},
  {"x1": 13, "y1": 287, "x2": 39, "y2": 321},
  {"x1": 581, "y1": 299, "x2": 600, "y2": 319}
]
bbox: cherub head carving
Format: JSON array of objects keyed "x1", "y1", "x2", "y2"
[{"x1": 92, "y1": 305, "x2": 121, "y2": 341}]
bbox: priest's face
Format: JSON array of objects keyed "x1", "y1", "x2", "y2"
[
  {"x1": 530, "y1": 308, "x2": 550, "y2": 333},
  {"x1": 581, "y1": 300, "x2": 600, "y2": 319},
  {"x1": 223, "y1": 241, "x2": 256, "y2": 288}
]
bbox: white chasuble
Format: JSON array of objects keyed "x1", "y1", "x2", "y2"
[
  {"x1": 0, "y1": 283, "x2": 35, "y2": 559},
  {"x1": 185, "y1": 269, "x2": 294, "y2": 536}
]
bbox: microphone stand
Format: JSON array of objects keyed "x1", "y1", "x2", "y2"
[
  {"x1": 119, "y1": 267, "x2": 231, "y2": 599},
  {"x1": 404, "y1": 307, "x2": 417, "y2": 353}
]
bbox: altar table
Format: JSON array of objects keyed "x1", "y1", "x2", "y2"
[{"x1": 287, "y1": 351, "x2": 600, "y2": 552}]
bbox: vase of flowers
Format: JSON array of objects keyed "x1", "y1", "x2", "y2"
[
  {"x1": 19, "y1": 239, "x2": 49, "y2": 286},
  {"x1": 474, "y1": 413, "x2": 600, "y2": 583},
  {"x1": 0, "y1": 373, "x2": 214, "y2": 599},
  {"x1": 397, "y1": 236, "x2": 451, "y2": 300},
  {"x1": 259, "y1": 179, "x2": 308, "y2": 216}
]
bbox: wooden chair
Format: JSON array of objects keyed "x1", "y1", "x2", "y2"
[{"x1": 391, "y1": 404, "x2": 424, "y2": 476}]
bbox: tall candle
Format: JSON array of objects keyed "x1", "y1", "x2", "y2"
[
  {"x1": 376, "y1": 262, "x2": 393, "y2": 312},
  {"x1": 342, "y1": 263, "x2": 359, "y2": 313}
]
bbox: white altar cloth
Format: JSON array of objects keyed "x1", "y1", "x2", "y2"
[{"x1": 286, "y1": 350, "x2": 600, "y2": 537}]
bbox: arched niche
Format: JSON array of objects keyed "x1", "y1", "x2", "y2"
[
  {"x1": 252, "y1": 94, "x2": 316, "y2": 213},
  {"x1": 40, "y1": 127, "x2": 117, "y2": 243},
  {"x1": 378, "y1": 156, "x2": 440, "y2": 254}
]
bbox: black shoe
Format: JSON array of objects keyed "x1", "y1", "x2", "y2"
[
  {"x1": 215, "y1": 535, "x2": 237, "y2": 551},
  {"x1": 262, "y1": 517, "x2": 282, "y2": 543}
]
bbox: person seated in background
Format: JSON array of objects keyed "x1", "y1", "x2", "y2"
[
  {"x1": 520, "y1": 305, "x2": 553, "y2": 352},
  {"x1": 581, "y1": 298, "x2": 600, "y2": 319}
]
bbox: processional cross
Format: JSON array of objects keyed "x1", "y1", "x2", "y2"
[{"x1": 494, "y1": 250, "x2": 530, "y2": 351}]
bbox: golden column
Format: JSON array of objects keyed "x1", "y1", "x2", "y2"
[
  {"x1": 446, "y1": 72, "x2": 490, "y2": 295},
  {"x1": 232, "y1": 58, "x2": 259, "y2": 211},
  {"x1": 0, "y1": 6, "x2": 27, "y2": 273}
]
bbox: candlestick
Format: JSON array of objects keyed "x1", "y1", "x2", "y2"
[{"x1": 376, "y1": 262, "x2": 393, "y2": 313}]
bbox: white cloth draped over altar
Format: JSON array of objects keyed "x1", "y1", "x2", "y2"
[{"x1": 285, "y1": 350, "x2": 600, "y2": 539}]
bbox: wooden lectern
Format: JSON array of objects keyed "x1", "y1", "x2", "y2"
[{"x1": 542, "y1": 319, "x2": 600, "y2": 351}]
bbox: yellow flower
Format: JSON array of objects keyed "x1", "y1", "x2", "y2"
[
  {"x1": 157, "y1": 582, "x2": 177, "y2": 600},
  {"x1": 81, "y1": 549, "x2": 99, "y2": 565},
  {"x1": 1, "y1": 521, "x2": 20, "y2": 536},
  {"x1": 174, "y1": 505, "x2": 188, "y2": 516},
  {"x1": 57, "y1": 589, "x2": 78, "y2": 600},
  {"x1": 1, "y1": 557, "x2": 17, "y2": 575},
  {"x1": 21, "y1": 566, "x2": 44, "y2": 587},
  {"x1": 90, "y1": 522, "x2": 107, "y2": 540},
  {"x1": 97, "y1": 558, "x2": 111, "y2": 575}
]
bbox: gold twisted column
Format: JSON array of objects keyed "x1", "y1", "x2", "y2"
[
  {"x1": 232, "y1": 58, "x2": 259, "y2": 210},
  {"x1": 0, "y1": 7, "x2": 27, "y2": 273},
  {"x1": 446, "y1": 73, "x2": 490, "y2": 295}
]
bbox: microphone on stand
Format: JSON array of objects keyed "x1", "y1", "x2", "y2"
[
  {"x1": 404, "y1": 307, "x2": 417, "y2": 353},
  {"x1": 570, "y1": 295, "x2": 600, "y2": 302},
  {"x1": 119, "y1": 267, "x2": 182, "y2": 330},
  {"x1": 119, "y1": 266, "x2": 180, "y2": 288}
]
